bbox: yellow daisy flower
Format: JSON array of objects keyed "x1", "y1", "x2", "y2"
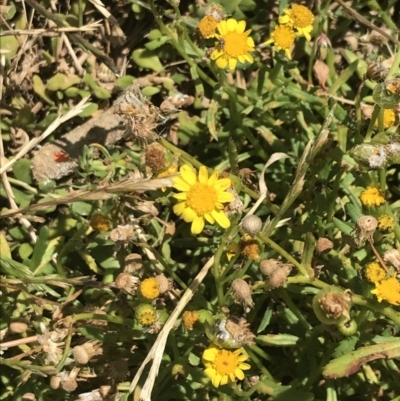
[
  {"x1": 374, "y1": 109, "x2": 396, "y2": 128},
  {"x1": 377, "y1": 214, "x2": 395, "y2": 231},
  {"x1": 371, "y1": 277, "x2": 400, "y2": 305},
  {"x1": 364, "y1": 262, "x2": 386, "y2": 283},
  {"x1": 360, "y1": 186, "x2": 385, "y2": 207},
  {"x1": 211, "y1": 19, "x2": 255, "y2": 70},
  {"x1": 140, "y1": 278, "x2": 160, "y2": 300},
  {"x1": 172, "y1": 165, "x2": 233, "y2": 234},
  {"x1": 265, "y1": 25, "x2": 296, "y2": 59},
  {"x1": 279, "y1": 4, "x2": 315, "y2": 41},
  {"x1": 198, "y1": 16, "x2": 219, "y2": 39},
  {"x1": 202, "y1": 344, "x2": 251, "y2": 388}
]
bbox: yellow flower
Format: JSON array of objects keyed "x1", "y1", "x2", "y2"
[
  {"x1": 140, "y1": 278, "x2": 160, "y2": 300},
  {"x1": 156, "y1": 163, "x2": 178, "y2": 192},
  {"x1": 279, "y1": 4, "x2": 315, "y2": 41},
  {"x1": 265, "y1": 25, "x2": 296, "y2": 59},
  {"x1": 135, "y1": 304, "x2": 157, "y2": 326},
  {"x1": 210, "y1": 19, "x2": 255, "y2": 70},
  {"x1": 198, "y1": 16, "x2": 219, "y2": 39},
  {"x1": 371, "y1": 277, "x2": 400, "y2": 305},
  {"x1": 360, "y1": 186, "x2": 385, "y2": 207},
  {"x1": 202, "y1": 344, "x2": 250, "y2": 387},
  {"x1": 378, "y1": 214, "x2": 395, "y2": 231},
  {"x1": 365, "y1": 262, "x2": 386, "y2": 283},
  {"x1": 182, "y1": 311, "x2": 199, "y2": 330},
  {"x1": 90, "y1": 213, "x2": 112, "y2": 233},
  {"x1": 375, "y1": 109, "x2": 396, "y2": 128},
  {"x1": 173, "y1": 165, "x2": 233, "y2": 234}
]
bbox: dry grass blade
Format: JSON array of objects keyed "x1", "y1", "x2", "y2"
[
  {"x1": 0, "y1": 97, "x2": 90, "y2": 175},
  {"x1": 129, "y1": 256, "x2": 215, "y2": 400},
  {"x1": 0, "y1": 175, "x2": 177, "y2": 218},
  {"x1": 88, "y1": 0, "x2": 117, "y2": 24},
  {"x1": 0, "y1": 21, "x2": 103, "y2": 36}
]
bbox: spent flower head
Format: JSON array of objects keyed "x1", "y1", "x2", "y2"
[
  {"x1": 173, "y1": 165, "x2": 233, "y2": 234},
  {"x1": 198, "y1": 16, "x2": 219, "y2": 39},
  {"x1": 211, "y1": 19, "x2": 255, "y2": 70}
]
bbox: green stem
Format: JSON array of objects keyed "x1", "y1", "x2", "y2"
[{"x1": 257, "y1": 233, "x2": 309, "y2": 276}]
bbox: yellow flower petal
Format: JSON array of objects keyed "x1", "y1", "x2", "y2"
[
  {"x1": 173, "y1": 177, "x2": 191, "y2": 192},
  {"x1": 173, "y1": 192, "x2": 187, "y2": 200},
  {"x1": 237, "y1": 20, "x2": 246, "y2": 33},
  {"x1": 235, "y1": 368, "x2": 245, "y2": 380},
  {"x1": 173, "y1": 202, "x2": 186, "y2": 215},
  {"x1": 217, "y1": 192, "x2": 233, "y2": 203},
  {"x1": 198, "y1": 166, "x2": 209, "y2": 184},
  {"x1": 180, "y1": 164, "x2": 197, "y2": 185},
  {"x1": 229, "y1": 58, "x2": 237, "y2": 70},
  {"x1": 212, "y1": 209, "x2": 231, "y2": 228},
  {"x1": 208, "y1": 171, "x2": 219, "y2": 186},
  {"x1": 191, "y1": 216, "x2": 205, "y2": 234},
  {"x1": 279, "y1": 14, "x2": 291, "y2": 24},
  {"x1": 182, "y1": 207, "x2": 197, "y2": 222},
  {"x1": 204, "y1": 213, "x2": 215, "y2": 224},
  {"x1": 216, "y1": 56, "x2": 228, "y2": 69},
  {"x1": 226, "y1": 18, "x2": 237, "y2": 31},
  {"x1": 215, "y1": 178, "x2": 232, "y2": 191},
  {"x1": 212, "y1": 374, "x2": 222, "y2": 388},
  {"x1": 218, "y1": 20, "x2": 228, "y2": 35},
  {"x1": 203, "y1": 346, "x2": 219, "y2": 361},
  {"x1": 211, "y1": 49, "x2": 223, "y2": 60}
]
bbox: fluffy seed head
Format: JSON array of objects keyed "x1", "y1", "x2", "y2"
[
  {"x1": 155, "y1": 274, "x2": 172, "y2": 294},
  {"x1": 383, "y1": 249, "x2": 400, "y2": 271},
  {"x1": 241, "y1": 215, "x2": 263, "y2": 236},
  {"x1": 145, "y1": 143, "x2": 166, "y2": 171},
  {"x1": 124, "y1": 253, "x2": 143, "y2": 276},
  {"x1": 72, "y1": 340, "x2": 102, "y2": 364}
]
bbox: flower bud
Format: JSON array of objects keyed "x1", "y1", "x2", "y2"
[
  {"x1": 269, "y1": 265, "x2": 292, "y2": 288},
  {"x1": 135, "y1": 304, "x2": 157, "y2": 326},
  {"x1": 155, "y1": 274, "x2": 172, "y2": 294},
  {"x1": 337, "y1": 319, "x2": 358, "y2": 336},
  {"x1": 72, "y1": 340, "x2": 102, "y2": 364}
]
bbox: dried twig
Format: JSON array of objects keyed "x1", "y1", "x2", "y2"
[{"x1": 129, "y1": 256, "x2": 215, "y2": 400}]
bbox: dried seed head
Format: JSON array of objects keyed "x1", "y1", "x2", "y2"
[
  {"x1": 22, "y1": 393, "x2": 36, "y2": 401},
  {"x1": 355, "y1": 215, "x2": 378, "y2": 245},
  {"x1": 160, "y1": 93, "x2": 191, "y2": 115},
  {"x1": 241, "y1": 215, "x2": 263, "y2": 236},
  {"x1": 365, "y1": 61, "x2": 389, "y2": 82},
  {"x1": 144, "y1": 143, "x2": 166, "y2": 171},
  {"x1": 9, "y1": 320, "x2": 28, "y2": 334},
  {"x1": 182, "y1": 310, "x2": 199, "y2": 330},
  {"x1": 50, "y1": 375, "x2": 61, "y2": 389},
  {"x1": 90, "y1": 213, "x2": 112, "y2": 233},
  {"x1": 204, "y1": 3, "x2": 225, "y2": 21},
  {"x1": 231, "y1": 279, "x2": 254, "y2": 312},
  {"x1": 316, "y1": 237, "x2": 334, "y2": 254},
  {"x1": 269, "y1": 265, "x2": 292, "y2": 288},
  {"x1": 223, "y1": 316, "x2": 255, "y2": 347},
  {"x1": 109, "y1": 359, "x2": 129, "y2": 381},
  {"x1": 115, "y1": 272, "x2": 139, "y2": 295},
  {"x1": 109, "y1": 224, "x2": 135, "y2": 243},
  {"x1": 99, "y1": 385, "x2": 112, "y2": 398},
  {"x1": 155, "y1": 274, "x2": 172, "y2": 294},
  {"x1": 383, "y1": 249, "x2": 400, "y2": 272},
  {"x1": 124, "y1": 253, "x2": 143, "y2": 276},
  {"x1": 313, "y1": 287, "x2": 352, "y2": 324},
  {"x1": 259, "y1": 259, "x2": 280, "y2": 276},
  {"x1": 61, "y1": 377, "x2": 78, "y2": 392},
  {"x1": 72, "y1": 340, "x2": 102, "y2": 364},
  {"x1": 225, "y1": 187, "x2": 244, "y2": 216}
]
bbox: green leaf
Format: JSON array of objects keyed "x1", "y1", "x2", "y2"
[
  {"x1": 32, "y1": 75, "x2": 55, "y2": 105},
  {"x1": 332, "y1": 217, "x2": 353, "y2": 235},
  {"x1": 141, "y1": 86, "x2": 160, "y2": 97},
  {"x1": 18, "y1": 243, "x2": 33, "y2": 259},
  {"x1": 79, "y1": 103, "x2": 98, "y2": 117},
  {"x1": 12, "y1": 159, "x2": 33, "y2": 184},
  {"x1": 29, "y1": 226, "x2": 49, "y2": 271},
  {"x1": 46, "y1": 73, "x2": 81, "y2": 91},
  {"x1": 145, "y1": 36, "x2": 170, "y2": 51},
  {"x1": 71, "y1": 201, "x2": 93, "y2": 216},
  {"x1": 131, "y1": 49, "x2": 163, "y2": 72},
  {"x1": 0, "y1": 232, "x2": 12, "y2": 259},
  {"x1": 373, "y1": 81, "x2": 400, "y2": 109}
]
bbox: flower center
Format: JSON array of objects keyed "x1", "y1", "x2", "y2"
[
  {"x1": 272, "y1": 25, "x2": 295, "y2": 49},
  {"x1": 214, "y1": 350, "x2": 238, "y2": 375},
  {"x1": 291, "y1": 5, "x2": 314, "y2": 28},
  {"x1": 186, "y1": 183, "x2": 218, "y2": 216},
  {"x1": 222, "y1": 32, "x2": 249, "y2": 58}
]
